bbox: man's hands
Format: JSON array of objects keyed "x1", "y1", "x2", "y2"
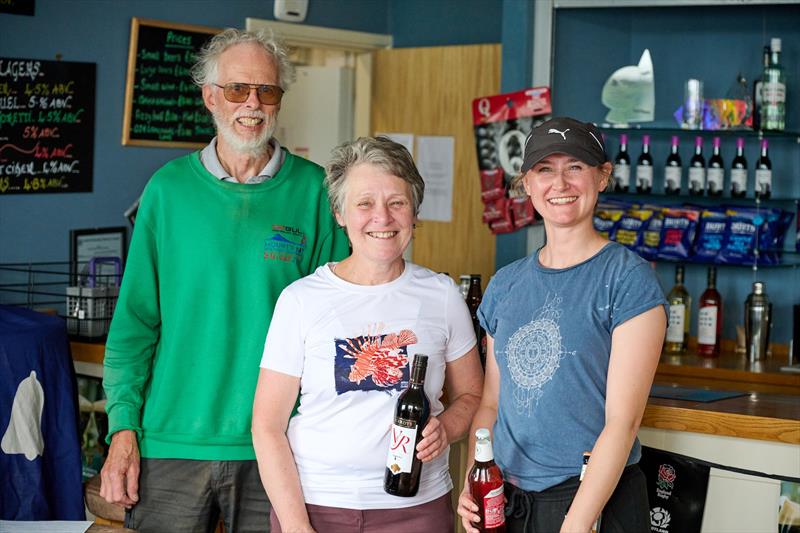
[
  {"x1": 99, "y1": 430, "x2": 141, "y2": 508},
  {"x1": 416, "y1": 416, "x2": 449, "y2": 463}
]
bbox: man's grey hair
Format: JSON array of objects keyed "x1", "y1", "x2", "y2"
[
  {"x1": 325, "y1": 137, "x2": 425, "y2": 217},
  {"x1": 191, "y1": 28, "x2": 296, "y2": 90}
]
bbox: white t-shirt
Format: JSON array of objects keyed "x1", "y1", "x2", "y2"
[{"x1": 260, "y1": 261, "x2": 476, "y2": 509}]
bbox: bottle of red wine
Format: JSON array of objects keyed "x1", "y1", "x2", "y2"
[
  {"x1": 697, "y1": 266, "x2": 722, "y2": 357},
  {"x1": 752, "y1": 46, "x2": 770, "y2": 131},
  {"x1": 635, "y1": 135, "x2": 653, "y2": 194},
  {"x1": 384, "y1": 354, "x2": 430, "y2": 497},
  {"x1": 468, "y1": 428, "x2": 506, "y2": 533},
  {"x1": 755, "y1": 139, "x2": 772, "y2": 199},
  {"x1": 612, "y1": 134, "x2": 631, "y2": 193},
  {"x1": 688, "y1": 136, "x2": 706, "y2": 196},
  {"x1": 663, "y1": 135, "x2": 682, "y2": 195},
  {"x1": 706, "y1": 137, "x2": 724, "y2": 197},
  {"x1": 729, "y1": 137, "x2": 748, "y2": 198}
]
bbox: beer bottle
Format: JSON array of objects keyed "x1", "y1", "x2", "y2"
[
  {"x1": 468, "y1": 428, "x2": 506, "y2": 532},
  {"x1": 467, "y1": 275, "x2": 486, "y2": 367},
  {"x1": 384, "y1": 354, "x2": 430, "y2": 497}
]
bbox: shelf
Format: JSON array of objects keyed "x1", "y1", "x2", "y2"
[
  {"x1": 598, "y1": 124, "x2": 800, "y2": 141},
  {"x1": 652, "y1": 252, "x2": 800, "y2": 269},
  {"x1": 600, "y1": 191, "x2": 799, "y2": 204}
]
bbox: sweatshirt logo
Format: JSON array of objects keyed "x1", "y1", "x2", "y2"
[{"x1": 264, "y1": 225, "x2": 306, "y2": 264}]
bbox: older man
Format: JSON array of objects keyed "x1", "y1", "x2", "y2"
[{"x1": 100, "y1": 29, "x2": 349, "y2": 533}]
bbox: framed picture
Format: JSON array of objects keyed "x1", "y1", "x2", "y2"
[{"x1": 69, "y1": 227, "x2": 127, "y2": 286}]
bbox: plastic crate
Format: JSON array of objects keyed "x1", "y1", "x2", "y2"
[{"x1": 65, "y1": 257, "x2": 122, "y2": 338}]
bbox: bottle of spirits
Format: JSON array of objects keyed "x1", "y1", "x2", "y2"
[
  {"x1": 729, "y1": 138, "x2": 748, "y2": 198},
  {"x1": 635, "y1": 135, "x2": 653, "y2": 194},
  {"x1": 752, "y1": 46, "x2": 770, "y2": 131},
  {"x1": 706, "y1": 137, "x2": 724, "y2": 197},
  {"x1": 761, "y1": 37, "x2": 786, "y2": 131},
  {"x1": 384, "y1": 354, "x2": 430, "y2": 497},
  {"x1": 665, "y1": 265, "x2": 690, "y2": 354},
  {"x1": 688, "y1": 137, "x2": 705, "y2": 196},
  {"x1": 755, "y1": 139, "x2": 772, "y2": 199},
  {"x1": 613, "y1": 134, "x2": 631, "y2": 193},
  {"x1": 467, "y1": 275, "x2": 486, "y2": 367},
  {"x1": 697, "y1": 267, "x2": 722, "y2": 357},
  {"x1": 467, "y1": 428, "x2": 506, "y2": 533},
  {"x1": 663, "y1": 136, "x2": 682, "y2": 195}
]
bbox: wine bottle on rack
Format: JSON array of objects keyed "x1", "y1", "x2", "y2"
[
  {"x1": 706, "y1": 137, "x2": 724, "y2": 197},
  {"x1": 729, "y1": 138, "x2": 748, "y2": 198},
  {"x1": 635, "y1": 135, "x2": 653, "y2": 194},
  {"x1": 663, "y1": 136, "x2": 682, "y2": 195},
  {"x1": 697, "y1": 266, "x2": 722, "y2": 357},
  {"x1": 468, "y1": 428, "x2": 506, "y2": 532},
  {"x1": 762, "y1": 37, "x2": 786, "y2": 131},
  {"x1": 755, "y1": 139, "x2": 772, "y2": 199},
  {"x1": 688, "y1": 136, "x2": 706, "y2": 196},
  {"x1": 613, "y1": 134, "x2": 631, "y2": 193},
  {"x1": 384, "y1": 354, "x2": 430, "y2": 497},
  {"x1": 665, "y1": 265, "x2": 690, "y2": 354}
]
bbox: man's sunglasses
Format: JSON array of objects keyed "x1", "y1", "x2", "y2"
[{"x1": 213, "y1": 82, "x2": 284, "y2": 105}]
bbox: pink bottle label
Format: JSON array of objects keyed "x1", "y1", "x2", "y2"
[{"x1": 483, "y1": 485, "x2": 506, "y2": 528}]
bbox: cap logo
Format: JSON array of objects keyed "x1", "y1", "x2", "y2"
[{"x1": 548, "y1": 128, "x2": 570, "y2": 140}]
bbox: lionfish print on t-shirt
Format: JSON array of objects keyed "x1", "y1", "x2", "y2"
[{"x1": 334, "y1": 329, "x2": 418, "y2": 394}]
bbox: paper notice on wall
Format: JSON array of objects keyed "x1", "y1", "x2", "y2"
[
  {"x1": 416, "y1": 136, "x2": 454, "y2": 222},
  {"x1": 377, "y1": 132, "x2": 415, "y2": 156}
]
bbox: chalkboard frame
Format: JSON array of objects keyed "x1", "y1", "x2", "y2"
[{"x1": 122, "y1": 17, "x2": 219, "y2": 149}]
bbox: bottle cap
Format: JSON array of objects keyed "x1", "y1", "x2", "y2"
[
  {"x1": 713, "y1": 137, "x2": 720, "y2": 147},
  {"x1": 695, "y1": 136, "x2": 703, "y2": 146},
  {"x1": 771, "y1": 37, "x2": 781, "y2": 52},
  {"x1": 620, "y1": 133, "x2": 628, "y2": 144},
  {"x1": 736, "y1": 137, "x2": 744, "y2": 148},
  {"x1": 671, "y1": 135, "x2": 679, "y2": 144},
  {"x1": 475, "y1": 428, "x2": 491, "y2": 440},
  {"x1": 753, "y1": 281, "x2": 765, "y2": 295},
  {"x1": 642, "y1": 134, "x2": 650, "y2": 144}
]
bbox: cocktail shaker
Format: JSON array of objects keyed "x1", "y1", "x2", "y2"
[{"x1": 744, "y1": 282, "x2": 772, "y2": 362}]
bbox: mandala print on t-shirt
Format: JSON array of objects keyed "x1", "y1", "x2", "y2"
[
  {"x1": 334, "y1": 328, "x2": 418, "y2": 395},
  {"x1": 505, "y1": 292, "x2": 574, "y2": 415}
]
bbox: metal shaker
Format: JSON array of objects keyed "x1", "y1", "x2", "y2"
[{"x1": 744, "y1": 282, "x2": 772, "y2": 361}]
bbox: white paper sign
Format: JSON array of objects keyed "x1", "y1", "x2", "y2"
[
  {"x1": 416, "y1": 136, "x2": 454, "y2": 222},
  {"x1": 377, "y1": 132, "x2": 415, "y2": 156}
]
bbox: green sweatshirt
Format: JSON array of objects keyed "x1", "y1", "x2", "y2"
[{"x1": 103, "y1": 149, "x2": 349, "y2": 460}]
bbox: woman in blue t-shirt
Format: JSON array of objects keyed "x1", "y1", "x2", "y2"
[{"x1": 458, "y1": 117, "x2": 667, "y2": 533}]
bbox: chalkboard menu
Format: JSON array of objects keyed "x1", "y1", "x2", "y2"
[
  {"x1": 0, "y1": 57, "x2": 96, "y2": 194},
  {"x1": 122, "y1": 18, "x2": 219, "y2": 148}
]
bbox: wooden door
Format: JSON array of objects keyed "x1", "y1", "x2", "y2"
[{"x1": 371, "y1": 44, "x2": 500, "y2": 287}]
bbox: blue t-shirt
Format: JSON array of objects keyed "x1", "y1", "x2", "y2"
[{"x1": 478, "y1": 242, "x2": 667, "y2": 492}]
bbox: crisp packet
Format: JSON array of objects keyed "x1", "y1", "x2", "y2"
[
  {"x1": 615, "y1": 208, "x2": 654, "y2": 251},
  {"x1": 718, "y1": 208, "x2": 759, "y2": 265},
  {"x1": 637, "y1": 208, "x2": 665, "y2": 261},
  {"x1": 693, "y1": 209, "x2": 727, "y2": 263},
  {"x1": 657, "y1": 208, "x2": 700, "y2": 260},
  {"x1": 593, "y1": 207, "x2": 625, "y2": 241}
]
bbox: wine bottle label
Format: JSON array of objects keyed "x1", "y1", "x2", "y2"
[
  {"x1": 664, "y1": 167, "x2": 681, "y2": 192},
  {"x1": 483, "y1": 485, "x2": 506, "y2": 528},
  {"x1": 666, "y1": 304, "x2": 685, "y2": 343},
  {"x1": 707, "y1": 168, "x2": 723, "y2": 193},
  {"x1": 636, "y1": 165, "x2": 653, "y2": 187},
  {"x1": 697, "y1": 306, "x2": 718, "y2": 345},
  {"x1": 755, "y1": 169, "x2": 772, "y2": 193},
  {"x1": 386, "y1": 418, "x2": 417, "y2": 475},
  {"x1": 613, "y1": 164, "x2": 630, "y2": 187},
  {"x1": 730, "y1": 168, "x2": 747, "y2": 194},
  {"x1": 688, "y1": 167, "x2": 705, "y2": 193}
]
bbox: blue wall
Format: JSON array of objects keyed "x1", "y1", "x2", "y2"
[
  {"x1": 0, "y1": 0, "x2": 391, "y2": 264},
  {"x1": 389, "y1": 0, "x2": 502, "y2": 48},
  {"x1": 550, "y1": 4, "x2": 800, "y2": 344}
]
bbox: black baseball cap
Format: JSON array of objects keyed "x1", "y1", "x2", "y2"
[{"x1": 520, "y1": 117, "x2": 608, "y2": 173}]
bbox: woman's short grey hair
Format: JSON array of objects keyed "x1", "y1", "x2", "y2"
[
  {"x1": 191, "y1": 28, "x2": 296, "y2": 90},
  {"x1": 325, "y1": 137, "x2": 425, "y2": 217}
]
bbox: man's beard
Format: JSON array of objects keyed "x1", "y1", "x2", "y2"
[{"x1": 213, "y1": 109, "x2": 277, "y2": 157}]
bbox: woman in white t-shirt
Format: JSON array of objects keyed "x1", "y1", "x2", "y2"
[{"x1": 253, "y1": 136, "x2": 484, "y2": 533}]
